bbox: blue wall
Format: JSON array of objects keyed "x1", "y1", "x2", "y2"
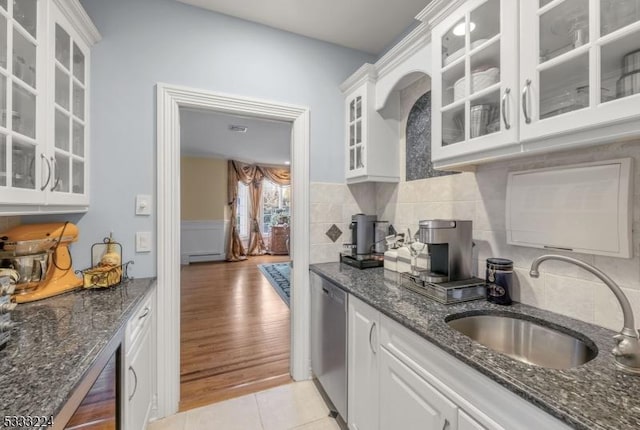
[{"x1": 28, "y1": 0, "x2": 373, "y2": 277}]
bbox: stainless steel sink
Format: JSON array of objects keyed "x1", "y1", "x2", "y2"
[{"x1": 446, "y1": 313, "x2": 598, "y2": 369}]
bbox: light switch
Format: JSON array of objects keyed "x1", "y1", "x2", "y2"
[
  {"x1": 136, "y1": 231, "x2": 152, "y2": 253},
  {"x1": 136, "y1": 194, "x2": 152, "y2": 216}
]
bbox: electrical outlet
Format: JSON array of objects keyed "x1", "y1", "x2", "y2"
[{"x1": 136, "y1": 232, "x2": 152, "y2": 253}]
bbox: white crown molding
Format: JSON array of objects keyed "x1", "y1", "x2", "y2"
[
  {"x1": 374, "y1": 22, "x2": 430, "y2": 79},
  {"x1": 54, "y1": 0, "x2": 102, "y2": 46},
  {"x1": 339, "y1": 63, "x2": 377, "y2": 94},
  {"x1": 416, "y1": 0, "x2": 467, "y2": 27}
]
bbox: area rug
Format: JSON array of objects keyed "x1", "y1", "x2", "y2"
[{"x1": 258, "y1": 262, "x2": 291, "y2": 306}]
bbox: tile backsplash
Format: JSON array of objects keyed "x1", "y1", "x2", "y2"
[
  {"x1": 310, "y1": 74, "x2": 640, "y2": 332},
  {"x1": 0, "y1": 216, "x2": 21, "y2": 232}
]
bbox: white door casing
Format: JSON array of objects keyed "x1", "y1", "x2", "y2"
[{"x1": 156, "y1": 83, "x2": 311, "y2": 417}]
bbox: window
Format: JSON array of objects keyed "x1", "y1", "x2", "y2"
[
  {"x1": 236, "y1": 182, "x2": 249, "y2": 238},
  {"x1": 236, "y1": 180, "x2": 290, "y2": 238},
  {"x1": 261, "y1": 180, "x2": 290, "y2": 236}
]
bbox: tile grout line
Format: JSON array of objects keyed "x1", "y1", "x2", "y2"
[{"x1": 253, "y1": 393, "x2": 267, "y2": 430}]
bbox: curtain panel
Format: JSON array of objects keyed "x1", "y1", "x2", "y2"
[{"x1": 225, "y1": 160, "x2": 290, "y2": 261}]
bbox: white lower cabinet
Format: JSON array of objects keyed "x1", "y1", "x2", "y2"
[
  {"x1": 348, "y1": 296, "x2": 380, "y2": 430},
  {"x1": 124, "y1": 290, "x2": 156, "y2": 430},
  {"x1": 458, "y1": 410, "x2": 488, "y2": 430},
  {"x1": 379, "y1": 347, "x2": 457, "y2": 430},
  {"x1": 346, "y1": 295, "x2": 571, "y2": 430}
]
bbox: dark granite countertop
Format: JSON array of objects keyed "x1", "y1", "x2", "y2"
[
  {"x1": 0, "y1": 278, "x2": 156, "y2": 429},
  {"x1": 310, "y1": 263, "x2": 640, "y2": 430}
]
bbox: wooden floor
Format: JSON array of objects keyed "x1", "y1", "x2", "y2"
[{"x1": 179, "y1": 255, "x2": 292, "y2": 412}]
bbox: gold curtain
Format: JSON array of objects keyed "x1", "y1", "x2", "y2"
[
  {"x1": 226, "y1": 160, "x2": 289, "y2": 261},
  {"x1": 225, "y1": 161, "x2": 247, "y2": 261},
  {"x1": 247, "y1": 179, "x2": 266, "y2": 255}
]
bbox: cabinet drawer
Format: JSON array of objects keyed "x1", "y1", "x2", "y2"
[{"x1": 126, "y1": 292, "x2": 154, "y2": 348}]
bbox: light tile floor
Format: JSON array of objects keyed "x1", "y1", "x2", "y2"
[{"x1": 149, "y1": 381, "x2": 341, "y2": 430}]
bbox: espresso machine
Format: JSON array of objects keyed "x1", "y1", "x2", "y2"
[
  {"x1": 341, "y1": 214, "x2": 386, "y2": 269},
  {"x1": 0, "y1": 222, "x2": 83, "y2": 303},
  {"x1": 401, "y1": 220, "x2": 485, "y2": 304}
]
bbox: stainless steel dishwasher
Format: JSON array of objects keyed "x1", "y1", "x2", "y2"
[{"x1": 310, "y1": 272, "x2": 347, "y2": 421}]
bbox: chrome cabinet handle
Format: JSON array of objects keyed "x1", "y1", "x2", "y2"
[
  {"x1": 128, "y1": 365, "x2": 138, "y2": 401},
  {"x1": 40, "y1": 154, "x2": 51, "y2": 191},
  {"x1": 369, "y1": 321, "x2": 377, "y2": 354},
  {"x1": 522, "y1": 79, "x2": 532, "y2": 124},
  {"x1": 50, "y1": 156, "x2": 60, "y2": 191},
  {"x1": 442, "y1": 418, "x2": 449, "y2": 430},
  {"x1": 138, "y1": 307, "x2": 150, "y2": 320},
  {"x1": 501, "y1": 88, "x2": 511, "y2": 130}
]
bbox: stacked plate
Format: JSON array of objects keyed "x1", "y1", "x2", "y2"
[{"x1": 454, "y1": 67, "x2": 499, "y2": 102}]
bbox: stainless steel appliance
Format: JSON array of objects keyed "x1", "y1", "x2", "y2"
[
  {"x1": 401, "y1": 220, "x2": 485, "y2": 304},
  {"x1": 310, "y1": 272, "x2": 347, "y2": 421},
  {"x1": 419, "y1": 219, "x2": 473, "y2": 282},
  {"x1": 341, "y1": 214, "x2": 385, "y2": 269}
]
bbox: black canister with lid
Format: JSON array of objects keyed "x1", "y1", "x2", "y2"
[{"x1": 486, "y1": 258, "x2": 513, "y2": 305}]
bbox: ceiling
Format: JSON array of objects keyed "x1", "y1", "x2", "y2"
[
  {"x1": 176, "y1": 0, "x2": 431, "y2": 54},
  {"x1": 180, "y1": 109, "x2": 292, "y2": 165}
]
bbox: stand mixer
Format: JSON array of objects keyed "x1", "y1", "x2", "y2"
[{"x1": 0, "y1": 222, "x2": 83, "y2": 303}]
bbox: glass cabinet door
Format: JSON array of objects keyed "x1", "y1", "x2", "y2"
[
  {"x1": 0, "y1": 0, "x2": 42, "y2": 195},
  {"x1": 51, "y1": 18, "x2": 86, "y2": 197},
  {"x1": 519, "y1": 0, "x2": 640, "y2": 140},
  {"x1": 433, "y1": 0, "x2": 518, "y2": 162},
  {"x1": 347, "y1": 94, "x2": 364, "y2": 174}
]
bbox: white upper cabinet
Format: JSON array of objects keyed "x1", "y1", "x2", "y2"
[
  {"x1": 432, "y1": 0, "x2": 519, "y2": 163},
  {"x1": 519, "y1": 0, "x2": 640, "y2": 142},
  {"x1": 341, "y1": 64, "x2": 399, "y2": 184},
  {"x1": 0, "y1": 0, "x2": 98, "y2": 214},
  {"x1": 429, "y1": 0, "x2": 640, "y2": 169}
]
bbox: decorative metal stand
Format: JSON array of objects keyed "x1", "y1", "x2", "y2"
[{"x1": 77, "y1": 236, "x2": 133, "y2": 289}]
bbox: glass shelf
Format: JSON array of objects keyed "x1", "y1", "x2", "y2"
[{"x1": 539, "y1": 0, "x2": 589, "y2": 64}]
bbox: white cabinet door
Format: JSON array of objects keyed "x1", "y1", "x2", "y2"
[
  {"x1": 126, "y1": 323, "x2": 152, "y2": 430},
  {"x1": 0, "y1": 0, "x2": 47, "y2": 205},
  {"x1": 345, "y1": 87, "x2": 367, "y2": 180},
  {"x1": 432, "y1": 0, "x2": 519, "y2": 164},
  {"x1": 125, "y1": 290, "x2": 155, "y2": 430},
  {"x1": 379, "y1": 347, "x2": 458, "y2": 430},
  {"x1": 459, "y1": 410, "x2": 488, "y2": 430},
  {"x1": 348, "y1": 295, "x2": 379, "y2": 430},
  {"x1": 518, "y1": 0, "x2": 640, "y2": 143},
  {"x1": 46, "y1": 2, "x2": 89, "y2": 206}
]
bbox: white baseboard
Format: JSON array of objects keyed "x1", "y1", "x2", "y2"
[{"x1": 180, "y1": 220, "x2": 230, "y2": 264}]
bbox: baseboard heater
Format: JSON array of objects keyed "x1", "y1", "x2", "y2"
[{"x1": 180, "y1": 220, "x2": 229, "y2": 264}]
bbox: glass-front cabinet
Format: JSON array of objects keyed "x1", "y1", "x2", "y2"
[
  {"x1": 0, "y1": 0, "x2": 97, "y2": 212},
  {"x1": 432, "y1": 0, "x2": 519, "y2": 163},
  {"x1": 346, "y1": 90, "x2": 365, "y2": 177},
  {"x1": 519, "y1": 0, "x2": 640, "y2": 141},
  {"x1": 50, "y1": 5, "x2": 88, "y2": 205},
  {"x1": 0, "y1": 0, "x2": 45, "y2": 204},
  {"x1": 342, "y1": 64, "x2": 399, "y2": 184}
]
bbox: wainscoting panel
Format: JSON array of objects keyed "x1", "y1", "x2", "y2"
[{"x1": 180, "y1": 220, "x2": 229, "y2": 264}]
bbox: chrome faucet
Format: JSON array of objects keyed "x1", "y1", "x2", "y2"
[{"x1": 530, "y1": 254, "x2": 640, "y2": 375}]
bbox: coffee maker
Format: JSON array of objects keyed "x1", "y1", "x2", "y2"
[
  {"x1": 418, "y1": 219, "x2": 473, "y2": 283},
  {"x1": 341, "y1": 214, "x2": 385, "y2": 269}
]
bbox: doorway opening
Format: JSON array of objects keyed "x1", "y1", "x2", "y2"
[
  {"x1": 178, "y1": 108, "x2": 293, "y2": 411},
  {"x1": 156, "y1": 84, "x2": 311, "y2": 418}
]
